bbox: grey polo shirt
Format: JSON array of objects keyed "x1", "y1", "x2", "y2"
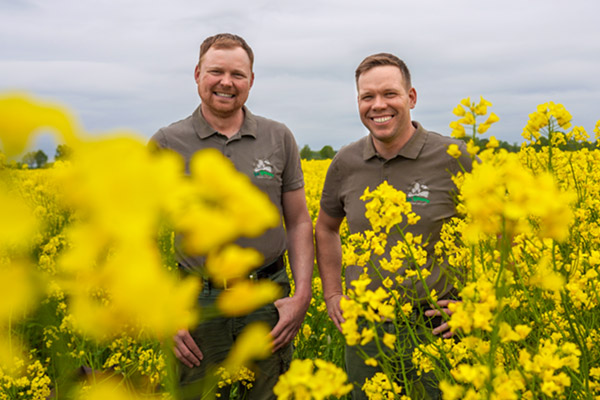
[
  {"x1": 320, "y1": 121, "x2": 473, "y2": 302},
  {"x1": 150, "y1": 105, "x2": 304, "y2": 272}
]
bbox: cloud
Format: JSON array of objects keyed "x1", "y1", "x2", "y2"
[{"x1": 2, "y1": 0, "x2": 599, "y2": 156}]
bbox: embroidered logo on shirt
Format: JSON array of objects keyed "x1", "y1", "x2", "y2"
[
  {"x1": 254, "y1": 159, "x2": 274, "y2": 178},
  {"x1": 407, "y1": 182, "x2": 430, "y2": 204}
]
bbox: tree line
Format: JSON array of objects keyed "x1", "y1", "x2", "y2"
[
  {"x1": 1, "y1": 144, "x2": 72, "y2": 169},
  {"x1": 2, "y1": 137, "x2": 596, "y2": 168}
]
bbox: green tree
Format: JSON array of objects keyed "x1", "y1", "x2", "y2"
[
  {"x1": 300, "y1": 144, "x2": 313, "y2": 160},
  {"x1": 55, "y1": 144, "x2": 73, "y2": 161},
  {"x1": 34, "y1": 150, "x2": 48, "y2": 168},
  {"x1": 319, "y1": 145, "x2": 336, "y2": 159},
  {"x1": 21, "y1": 151, "x2": 36, "y2": 167}
]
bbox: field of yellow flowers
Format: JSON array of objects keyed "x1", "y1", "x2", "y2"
[{"x1": 1, "y1": 93, "x2": 600, "y2": 399}]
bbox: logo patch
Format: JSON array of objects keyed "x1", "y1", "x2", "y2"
[
  {"x1": 407, "y1": 182, "x2": 430, "y2": 204},
  {"x1": 253, "y1": 159, "x2": 274, "y2": 178}
]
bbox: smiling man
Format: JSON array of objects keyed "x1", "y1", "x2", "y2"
[
  {"x1": 315, "y1": 53, "x2": 473, "y2": 399},
  {"x1": 150, "y1": 33, "x2": 313, "y2": 399}
]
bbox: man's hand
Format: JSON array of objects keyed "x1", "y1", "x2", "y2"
[
  {"x1": 324, "y1": 293, "x2": 346, "y2": 333},
  {"x1": 270, "y1": 295, "x2": 310, "y2": 352},
  {"x1": 424, "y1": 299, "x2": 458, "y2": 339},
  {"x1": 173, "y1": 329, "x2": 203, "y2": 368}
]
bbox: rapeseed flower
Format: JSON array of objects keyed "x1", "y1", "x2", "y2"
[
  {"x1": 360, "y1": 181, "x2": 418, "y2": 234},
  {"x1": 447, "y1": 143, "x2": 462, "y2": 159},
  {"x1": 361, "y1": 372, "x2": 404, "y2": 400},
  {"x1": 205, "y1": 244, "x2": 263, "y2": 286},
  {"x1": 0, "y1": 93, "x2": 78, "y2": 157},
  {"x1": 0, "y1": 260, "x2": 40, "y2": 326},
  {"x1": 273, "y1": 358, "x2": 352, "y2": 400},
  {"x1": 223, "y1": 322, "x2": 272, "y2": 374},
  {"x1": 216, "y1": 280, "x2": 281, "y2": 317},
  {"x1": 450, "y1": 96, "x2": 499, "y2": 141},
  {"x1": 460, "y1": 152, "x2": 574, "y2": 242}
]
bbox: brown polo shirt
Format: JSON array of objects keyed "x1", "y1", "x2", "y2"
[
  {"x1": 320, "y1": 122, "x2": 473, "y2": 302},
  {"x1": 150, "y1": 106, "x2": 304, "y2": 272}
]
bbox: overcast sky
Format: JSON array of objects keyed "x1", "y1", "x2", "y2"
[{"x1": 2, "y1": 0, "x2": 599, "y2": 157}]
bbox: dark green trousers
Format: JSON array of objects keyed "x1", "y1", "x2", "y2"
[{"x1": 179, "y1": 269, "x2": 292, "y2": 400}]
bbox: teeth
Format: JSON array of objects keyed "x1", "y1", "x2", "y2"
[
  {"x1": 215, "y1": 92, "x2": 234, "y2": 98},
  {"x1": 373, "y1": 116, "x2": 392, "y2": 123}
]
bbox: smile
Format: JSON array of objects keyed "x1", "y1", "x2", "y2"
[
  {"x1": 372, "y1": 116, "x2": 392, "y2": 123},
  {"x1": 215, "y1": 92, "x2": 235, "y2": 98}
]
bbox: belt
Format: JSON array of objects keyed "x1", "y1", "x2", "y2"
[
  {"x1": 247, "y1": 255, "x2": 286, "y2": 280},
  {"x1": 202, "y1": 254, "x2": 286, "y2": 292}
]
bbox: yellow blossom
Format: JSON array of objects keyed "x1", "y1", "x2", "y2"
[
  {"x1": 447, "y1": 144, "x2": 462, "y2": 159},
  {"x1": 486, "y1": 136, "x2": 499, "y2": 149},
  {"x1": 0, "y1": 93, "x2": 79, "y2": 157},
  {"x1": 217, "y1": 280, "x2": 282, "y2": 317},
  {"x1": 223, "y1": 322, "x2": 272, "y2": 373},
  {"x1": 382, "y1": 332, "x2": 396, "y2": 349},
  {"x1": 273, "y1": 358, "x2": 352, "y2": 400},
  {"x1": 205, "y1": 244, "x2": 263, "y2": 286}
]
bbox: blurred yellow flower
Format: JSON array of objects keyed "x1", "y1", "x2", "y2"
[
  {"x1": 486, "y1": 136, "x2": 499, "y2": 149},
  {"x1": 0, "y1": 195, "x2": 39, "y2": 252},
  {"x1": 217, "y1": 280, "x2": 282, "y2": 317},
  {"x1": 529, "y1": 257, "x2": 565, "y2": 292},
  {"x1": 223, "y1": 322, "x2": 272, "y2": 374},
  {"x1": 0, "y1": 261, "x2": 39, "y2": 324},
  {"x1": 75, "y1": 378, "x2": 157, "y2": 400},
  {"x1": 205, "y1": 244, "x2": 263, "y2": 286},
  {"x1": 0, "y1": 93, "x2": 79, "y2": 157},
  {"x1": 179, "y1": 149, "x2": 280, "y2": 254}
]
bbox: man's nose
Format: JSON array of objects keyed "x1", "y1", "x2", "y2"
[
  {"x1": 220, "y1": 73, "x2": 233, "y2": 86},
  {"x1": 372, "y1": 95, "x2": 386, "y2": 109}
]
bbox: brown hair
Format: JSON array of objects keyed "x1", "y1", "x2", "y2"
[
  {"x1": 198, "y1": 33, "x2": 254, "y2": 70},
  {"x1": 355, "y1": 53, "x2": 411, "y2": 89}
]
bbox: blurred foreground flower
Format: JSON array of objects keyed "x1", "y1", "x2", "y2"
[
  {"x1": 217, "y1": 280, "x2": 282, "y2": 317},
  {"x1": 1, "y1": 92, "x2": 282, "y2": 342},
  {"x1": 0, "y1": 93, "x2": 79, "y2": 157},
  {"x1": 76, "y1": 378, "x2": 161, "y2": 400},
  {"x1": 222, "y1": 322, "x2": 272, "y2": 374}
]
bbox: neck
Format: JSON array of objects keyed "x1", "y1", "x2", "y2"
[
  {"x1": 372, "y1": 123, "x2": 416, "y2": 160},
  {"x1": 201, "y1": 105, "x2": 245, "y2": 138}
]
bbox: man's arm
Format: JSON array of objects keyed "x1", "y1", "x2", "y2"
[
  {"x1": 270, "y1": 187, "x2": 314, "y2": 352},
  {"x1": 314, "y1": 209, "x2": 345, "y2": 332}
]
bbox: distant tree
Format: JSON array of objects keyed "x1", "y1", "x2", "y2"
[
  {"x1": 55, "y1": 144, "x2": 73, "y2": 161},
  {"x1": 21, "y1": 151, "x2": 36, "y2": 167},
  {"x1": 319, "y1": 145, "x2": 336, "y2": 159},
  {"x1": 300, "y1": 145, "x2": 314, "y2": 160},
  {"x1": 21, "y1": 150, "x2": 48, "y2": 168},
  {"x1": 34, "y1": 150, "x2": 48, "y2": 168}
]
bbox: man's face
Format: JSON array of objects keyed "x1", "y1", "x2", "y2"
[
  {"x1": 195, "y1": 46, "x2": 254, "y2": 119},
  {"x1": 357, "y1": 65, "x2": 416, "y2": 145}
]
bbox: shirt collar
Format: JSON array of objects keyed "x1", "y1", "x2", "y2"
[
  {"x1": 362, "y1": 121, "x2": 427, "y2": 161},
  {"x1": 192, "y1": 105, "x2": 258, "y2": 140}
]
